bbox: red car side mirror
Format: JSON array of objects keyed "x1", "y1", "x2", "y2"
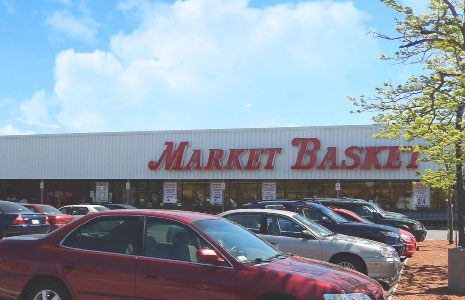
[{"x1": 196, "y1": 248, "x2": 229, "y2": 267}]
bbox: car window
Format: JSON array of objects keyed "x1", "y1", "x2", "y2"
[
  {"x1": 295, "y1": 206, "x2": 325, "y2": 222},
  {"x1": 39, "y1": 205, "x2": 63, "y2": 214},
  {"x1": 72, "y1": 207, "x2": 89, "y2": 215},
  {"x1": 225, "y1": 213, "x2": 262, "y2": 233},
  {"x1": 194, "y1": 219, "x2": 280, "y2": 263},
  {"x1": 94, "y1": 206, "x2": 110, "y2": 211},
  {"x1": 62, "y1": 216, "x2": 139, "y2": 255},
  {"x1": 276, "y1": 216, "x2": 304, "y2": 238},
  {"x1": 354, "y1": 205, "x2": 376, "y2": 218},
  {"x1": 59, "y1": 207, "x2": 69, "y2": 215},
  {"x1": 143, "y1": 217, "x2": 210, "y2": 263},
  {"x1": 24, "y1": 205, "x2": 40, "y2": 213},
  {"x1": 265, "y1": 215, "x2": 281, "y2": 236},
  {"x1": 0, "y1": 202, "x2": 32, "y2": 213}
]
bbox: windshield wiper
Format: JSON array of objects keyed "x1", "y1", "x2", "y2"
[
  {"x1": 266, "y1": 253, "x2": 290, "y2": 260},
  {"x1": 244, "y1": 253, "x2": 288, "y2": 265}
]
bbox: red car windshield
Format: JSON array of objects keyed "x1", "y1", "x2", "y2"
[{"x1": 38, "y1": 205, "x2": 63, "y2": 214}]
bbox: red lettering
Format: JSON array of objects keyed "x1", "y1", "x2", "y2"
[
  {"x1": 264, "y1": 148, "x2": 282, "y2": 170},
  {"x1": 317, "y1": 147, "x2": 339, "y2": 169},
  {"x1": 406, "y1": 150, "x2": 419, "y2": 169},
  {"x1": 183, "y1": 149, "x2": 203, "y2": 170},
  {"x1": 361, "y1": 146, "x2": 388, "y2": 169},
  {"x1": 291, "y1": 138, "x2": 321, "y2": 169},
  {"x1": 224, "y1": 149, "x2": 246, "y2": 170},
  {"x1": 245, "y1": 149, "x2": 265, "y2": 170},
  {"x1": 148, "y1": 141, "x2": 188, "y2": 170},
  {"x1": 341, "y1": 146, "x2": 363, "y2": 169},
  {"x1": 205, "y1": 149, "x2": 224, "y2": 170},
  {"x1": 384, "y1": 146, "x2": 402, "y2": 169}
]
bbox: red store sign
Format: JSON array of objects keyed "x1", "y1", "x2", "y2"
[{"x1": 148, "y1": 138, "x2": 419, "y2": 171}]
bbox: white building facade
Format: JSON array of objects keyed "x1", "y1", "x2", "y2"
[{"x1": 0, "y1": 125, "x2": 440, "y2": 211}]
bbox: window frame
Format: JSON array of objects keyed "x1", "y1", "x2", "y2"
[
  {"x1": 140, "y1": 216, "x2": 234, "y2": 269},
  {"x1": 264, "y1": 213, "x2": 307, "y2": 238},
  {"x1": 60, "y1": 215, "x2": 143, "y2": 257}
]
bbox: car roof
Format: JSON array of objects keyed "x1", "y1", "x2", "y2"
[
  {"x1": 221, "y1": 208, "x2": 298, "y2": 217},
  {"x1": 246, "y1": 200, "x2": 327, "y2": 209},
  {"x1": 85, "y1": 209, "x2": 221, "y2": 222},
  {"x1": 61, "y1": 204, "x2": 106, "y2": 208},
  {"x1": 306, "y1": 198, "x2": 368, "y2": 203}
]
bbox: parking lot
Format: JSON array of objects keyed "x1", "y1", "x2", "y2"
[{"x1": 392, "y1": 238, "x2": 465, "y2": 300}]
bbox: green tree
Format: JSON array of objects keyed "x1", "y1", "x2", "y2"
[{"x1": 350, "y1": 0, "x2": 465, "y2": 246}]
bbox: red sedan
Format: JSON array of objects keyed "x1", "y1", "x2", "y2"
[
  {"x1": 22, "y1": 204, "x2": 75, "y2": 231},
  {"x1": 331, "y1": 207, "x2": 416, "y2": 257},
  {"x1": 0, "y1": 209, "x2": 387, "y2": 300}
]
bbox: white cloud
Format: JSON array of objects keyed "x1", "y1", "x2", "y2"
[
  {"x1": 0, "y1": 124, "x2": 34, "y2": 136},
  {"x1": 244, "y1": 104, "x2": 253, "y2": 109},
  {"x1": 46, "y1": 10, "x2": 99, "y2": 44},
  {"x1": 27, "y1": 0, "x2": 382, "y2": 132},
  {"x1": 19, "y1": 90, "x2": 58, "y2": 127}
]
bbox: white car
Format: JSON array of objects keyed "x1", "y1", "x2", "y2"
[{"x1": 58, "y1": 204, "x2": 109, "y2": 219}]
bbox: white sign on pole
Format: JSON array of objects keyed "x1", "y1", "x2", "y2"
[
  {"x1": 335, "y1": 182, "x2": 341, "y2": 191},
  {"x1": 96, "y1": 182, "x2": 109, "y2": 203},
  {"x1": 262, "y1": 182, "x2": 277, "y2": 200},
  {"x1": 413, "y1": 184, "x2": 430, "y2": 207},
  {"x1": 163, "y1": 182, "x2": 177, "y2": 204},
  {"x1": 210, "y1": 183, "x2": 224, "y2": 205}
]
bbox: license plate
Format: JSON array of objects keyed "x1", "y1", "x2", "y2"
[{"x1": 31, "y1": 219, "x2": 39, "y2": 225}]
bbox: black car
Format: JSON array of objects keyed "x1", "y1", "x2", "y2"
[
  {"x1": 307, "y1": 198, "x2": 427, "y2": 242},
  {"x1": 0, "y1": 201, "x2": 50, "y2": 239},
  {"x1": 104, "y1": 203, "x2": 137, "y2": 210},
  {"x1": 242, "y1": 200, "x2": 405, "y2": 255}
]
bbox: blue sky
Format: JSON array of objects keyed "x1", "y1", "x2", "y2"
[{"x1": 0, "y1": 0, "x2": 427, "y2": 135}]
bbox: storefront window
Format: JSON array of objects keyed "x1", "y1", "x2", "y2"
[
  {"x1": 181, "y1": 180, "x2": 207, "y2": 206},
  {"x1": 229, "y1": 181, "x2": 259, "y2": 207}
]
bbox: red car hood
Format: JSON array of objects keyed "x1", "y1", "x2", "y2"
[{"x1": 258, "y1": 255, "x2": 384, "y2": 295}]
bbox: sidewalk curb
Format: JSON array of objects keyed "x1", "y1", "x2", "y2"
[{"x1": 387, "y1": 258, "x2": 409, "y2": 300}]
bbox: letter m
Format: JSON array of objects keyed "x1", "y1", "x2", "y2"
[{"x1": 148, "y1": 141, "x2": 188, "y2": 170}]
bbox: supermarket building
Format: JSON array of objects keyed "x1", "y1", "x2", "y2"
[{"x1": 0, "y1": 125, "x2": 442, "y2": 212}]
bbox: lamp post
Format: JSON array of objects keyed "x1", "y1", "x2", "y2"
[
  {"x1": 40, "y1": 180, "x2": 44, "y2": 204},
  {"x1": 126, "y1": 180, "x2": 130, "y2": 205}
]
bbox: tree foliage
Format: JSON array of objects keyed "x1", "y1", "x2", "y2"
[
  {"x1": 350, "y1": 0, "x2": 465, "y2": 245},
  {"x1": 350, "y1": 0, "x2": 465, "y2": 190}
]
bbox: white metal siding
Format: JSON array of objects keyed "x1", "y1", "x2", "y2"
[{"x1": 0, "y1": 126, "x2": 435, "y2": 180}]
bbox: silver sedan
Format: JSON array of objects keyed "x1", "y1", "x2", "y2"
[{"x1": 219, "y1": 209, "x2": 400, "y2": 283}]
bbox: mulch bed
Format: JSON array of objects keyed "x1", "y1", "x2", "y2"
[{"x1": 393, "y1": 240, "x2": 465, "y2": 300}]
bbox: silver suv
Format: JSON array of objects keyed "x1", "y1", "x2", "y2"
[{"x1": 219, "y1": 209, "x2": 400, "y2": 283}]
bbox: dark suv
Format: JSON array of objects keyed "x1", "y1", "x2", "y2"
[
  {"x1": 242, "y1": 200, "x2": 405, "y2": 255},
  {"x1": 307, "y1": 198, "x2": 427, "y2": 242}
]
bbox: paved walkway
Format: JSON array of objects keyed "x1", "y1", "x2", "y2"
[{"x1": 392, "y1": 240, "x2": 464, "y2": 300}]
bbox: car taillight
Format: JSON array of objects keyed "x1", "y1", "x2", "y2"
[
  {"x1": 11, "y1": 215, "x2": 25, "y2": 225},
  {"x1": 45, "y1": 215, "x2": 49, "y2": 224}
]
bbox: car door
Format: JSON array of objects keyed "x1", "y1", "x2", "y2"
[
  {"x1": 135, "y1": 216, "x2": 237, "y2": 300},
  {"x1": 60, "y1": 215, "x2": 139, "y2": 300},
  {"x1": 261, "y1": 214, "x2": 322, "y2": 260}
]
